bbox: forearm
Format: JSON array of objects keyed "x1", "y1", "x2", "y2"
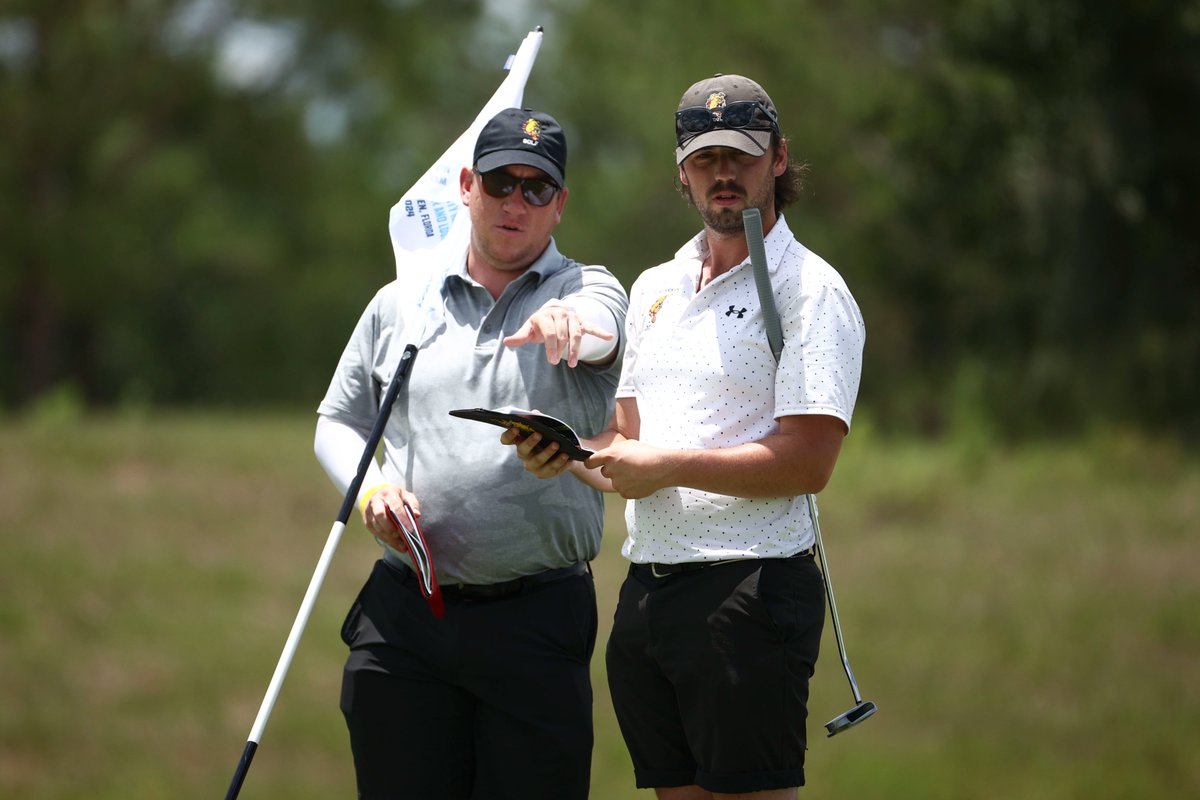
[
  {"x1": 565, "y1": 426, "x2": 628, "y2": 492},
  {"x1": 563, "y1": 458, "x2": 613, "y2": 492},
  {"x1": 591, "y1": 413, "x2": 847, "y2": 500},
  {"x1": 654, "y1": 436, "x2": 839, "y2": 498},
  {"x1": 314, "y1": 415, "x2": 387, "y2": 501},
  {"x1": 560, "y1": 295, "x2": 620, "y2": 364}
]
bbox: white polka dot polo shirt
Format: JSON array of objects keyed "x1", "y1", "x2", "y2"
[{"x1": 615, "y1": 215, "x2": 865, "y2": 565}]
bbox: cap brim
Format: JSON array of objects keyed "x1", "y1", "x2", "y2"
[
  {"x1": 675, "y1": 129, "x2": 772, "y2": 164},
  {"x1": 475, "y1": 150, "x2": 564, "y2": 187}
]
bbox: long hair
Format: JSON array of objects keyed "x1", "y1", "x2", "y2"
[{"x1": 773, "y1": 137, "x2": 809, "y2": 214}]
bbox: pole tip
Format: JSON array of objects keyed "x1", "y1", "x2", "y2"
[{"x1": 535, "y1": 25, "x2": 544, "y2": 32}]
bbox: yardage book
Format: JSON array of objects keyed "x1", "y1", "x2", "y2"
[{"x1": 448, "y1": 407, "x2": 595, "y2": 461}]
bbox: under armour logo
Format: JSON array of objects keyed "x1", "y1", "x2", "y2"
[{"x1": 725, "y1": 306, "x2": 747, "y2": 318}]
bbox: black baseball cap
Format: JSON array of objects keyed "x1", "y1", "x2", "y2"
[
  {"x1": 473, "y1": 108, "x2": 567, "y2": 187},
  {"x1": 675, "y1": 74, "x2": 779, "y2": 164}
]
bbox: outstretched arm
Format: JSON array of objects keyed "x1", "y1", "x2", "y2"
[{"x1": 503, "y1": 297, "x2": 619, "y2": 367}]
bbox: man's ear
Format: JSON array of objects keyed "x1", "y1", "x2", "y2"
[
  {"x1": 553, "y1": 186, "x2": 569, "y2": 223},
  {"x1": 772, "y1": 140, "x2": 788, "y2": 178},
  {"x1": 459, "y1": 166, "x2": 474, "y2": 204}
]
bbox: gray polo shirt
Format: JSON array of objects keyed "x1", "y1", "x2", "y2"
[{"x1": 318, "y1": 239, "x2": 627, "y2": 584}]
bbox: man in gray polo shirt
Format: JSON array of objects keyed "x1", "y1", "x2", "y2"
[{"x1": 314, "y1": 107, "x2": 627, "y2": 800}]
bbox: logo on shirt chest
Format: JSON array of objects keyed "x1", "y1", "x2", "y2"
[
  {"x1": 648, "y1": 294, "x2": 668, "y2": 325},
  {"x1": 725, "y1": 305, "x2": 747, "y2": 318}
]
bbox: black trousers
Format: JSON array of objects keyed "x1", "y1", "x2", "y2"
[{"x1": 340, "y1": 559, "x2": 597, "y2": 800}]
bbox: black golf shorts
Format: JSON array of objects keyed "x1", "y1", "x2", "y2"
[{"x1": 605, "y1": 554, "x2": 825, "y2": 794}]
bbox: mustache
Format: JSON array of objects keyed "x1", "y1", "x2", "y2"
[{"x1": 707, "y1": 180, "x2": 745, "y2": 199}]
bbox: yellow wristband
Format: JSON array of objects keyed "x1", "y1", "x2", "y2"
[{"x1": 358, "y1": 483, "x2": 389, "y2": 514}]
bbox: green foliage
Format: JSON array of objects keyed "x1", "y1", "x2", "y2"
[
  {"x1": 1, "y1": 1, "x2": 1197, "y2": 438},
  {"x1": 848, "y1": 0, "x2": 1200, "y2": 437},
  {"x1": 22, "y1": 380, "x2": 86, "y2": 427}
]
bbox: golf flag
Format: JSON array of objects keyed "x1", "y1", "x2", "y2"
[{"x1": 388, "y1": 27, "x2": 544, "y2": 349}]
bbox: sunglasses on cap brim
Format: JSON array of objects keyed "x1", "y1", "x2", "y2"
[
  {"x1": 475, "y1": 169, "x2": 560, "y2": 207},
  {"x1": 675, "y1": 100, "x2": 779, "y2": 143}
]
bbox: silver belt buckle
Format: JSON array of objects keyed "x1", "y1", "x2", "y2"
[{"x1": 650, "y1": 563, "x2": 670, "y2": 578}]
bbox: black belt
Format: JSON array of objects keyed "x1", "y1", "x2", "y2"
[
  {"x1": 436, "y1": 562, "x2": 590, "y2": 602},
  {"x1": 636, "y1": 548, "x2": 815, "y2": 579}
]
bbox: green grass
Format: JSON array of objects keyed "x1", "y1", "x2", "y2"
[{"x1": 1, "y1": 413, "x2": 1197, "y2": 798}]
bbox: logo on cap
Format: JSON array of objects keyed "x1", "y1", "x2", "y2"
[
  {"x1": 522, "y1": 118, "x2": 542, "y2": 146},
  {"x1": 705, "y1": 91, "x2": 727, "y2": 119}
]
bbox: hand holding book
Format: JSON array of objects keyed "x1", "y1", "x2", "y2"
[{"x1": 448, "y1": 407, "x2": 595, "y2": 461}]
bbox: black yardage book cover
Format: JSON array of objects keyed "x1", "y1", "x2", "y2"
[{"x1": 448, "y1": 407, "x2": 595, "y2": 461}]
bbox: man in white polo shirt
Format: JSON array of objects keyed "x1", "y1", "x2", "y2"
[{"x1": 507, "y1": 74, "x2": 865, "y2": 798}]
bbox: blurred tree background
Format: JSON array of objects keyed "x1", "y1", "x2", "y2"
[{"x1": 2, "y1": 0, "x2": 1197, "y2": 439}]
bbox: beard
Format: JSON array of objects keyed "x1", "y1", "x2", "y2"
[{"x1": 689, "y1": 179, "x2": 775, "y2": 235}]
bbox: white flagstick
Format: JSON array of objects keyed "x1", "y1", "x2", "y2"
[
  {"x1": 224, "y1": 346, "x2": 417, "y2": 800},
  {"x1": 223, "y1": 29, "x2": 545, "y2": 798}
]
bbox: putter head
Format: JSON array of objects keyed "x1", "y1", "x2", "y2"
[{"x1": 825, "y1": 700, "x2": 877, "y2": 737}]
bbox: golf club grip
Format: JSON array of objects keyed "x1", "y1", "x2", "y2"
[{"x1": 743, "y1": 208, "x2": 782, "y2": 362}]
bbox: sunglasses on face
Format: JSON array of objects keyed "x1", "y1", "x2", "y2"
[
  {"x1": 675, "y1": 100, "x2": 780, "y2": 141},
  {"x1": 475, "y1": 169, "x2": 560, "y2": 207}
]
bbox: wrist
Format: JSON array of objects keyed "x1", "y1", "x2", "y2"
[
  {"x1": 358, "y1": 483, "x2": 389, "y2": 514},
  {"x1": 560, "y1": 296, "x2": 620, "y2": 363}
]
